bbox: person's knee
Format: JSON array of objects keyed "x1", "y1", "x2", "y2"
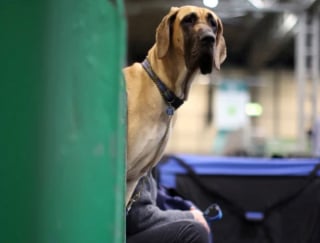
[{"x1": 177, "y1": 220, "x2": 210, "y2": 243}]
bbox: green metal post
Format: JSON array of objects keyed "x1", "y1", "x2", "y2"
[{"x1": 0, "y1": 0, "x2": 126, "y2": 242}]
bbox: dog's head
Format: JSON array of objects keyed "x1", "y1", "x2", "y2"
[{"x1": 156, "y1": 5, "x2": 226, "y2": 74}]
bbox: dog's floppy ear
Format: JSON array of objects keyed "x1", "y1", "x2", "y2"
[
  {"x1": 156, "y1": 7, "x2": 179, "y2": 59},
  {"x1": 214, "y1": 18, "x2": 227, "y2": 70}
]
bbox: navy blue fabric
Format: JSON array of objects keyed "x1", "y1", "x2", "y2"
[{"x1": 157, "y1": 185, "x2": 194, "y2": 211}]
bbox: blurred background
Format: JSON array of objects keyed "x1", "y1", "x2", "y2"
[
  {"x1": 1, "y1": 1, "x2": 319, "y2": 242},
  {"x1": 125, "y1": 0, "x2": 320, "y2": 158}
]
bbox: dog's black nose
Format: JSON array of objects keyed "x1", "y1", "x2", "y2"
[{"x1": 200, "y1": 32, "x2": 215, "y2": 44}]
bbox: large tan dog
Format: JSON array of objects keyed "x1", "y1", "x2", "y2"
[{"x1": 123, "y1": 5, "x2": 226, "y2": 207}]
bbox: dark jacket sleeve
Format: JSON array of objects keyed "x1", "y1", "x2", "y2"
[{"x1": 126, "y1": 173, "x2": 194, "y2": 236}]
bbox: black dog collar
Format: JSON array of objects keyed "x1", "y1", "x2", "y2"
[{"x1": 141, "y1": 58, "x2": 184, "y2": 116}]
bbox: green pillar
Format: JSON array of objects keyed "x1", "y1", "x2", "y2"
[{"x1": 0, "y1": 0, "x2": 126, "y2": 243}]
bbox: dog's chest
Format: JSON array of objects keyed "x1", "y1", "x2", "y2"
[
  {"x1": 128, "y1": 115, "x2": 173, "y2": 175},
  {"x1": 138, "y1": 118, "x2": 171, "y2": 156}
]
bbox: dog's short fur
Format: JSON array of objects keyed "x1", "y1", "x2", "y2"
[{"x1": 123, "y1": 5, "x2": 227, "y2": 206}]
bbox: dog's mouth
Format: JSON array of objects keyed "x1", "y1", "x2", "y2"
[{"x1": 199, "y1": 46, "x2": 213, "y2": 74}]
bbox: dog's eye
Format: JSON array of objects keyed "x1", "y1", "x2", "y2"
[
  {"x1": 209, "y1": 19, "x2": 216, "y2": 27},
  {"x1": 182, "y1": 13, "x2": 197, "y2": 25},
  {"x1": 207, "y1": 14, "x2": 217, "y2": 29}
]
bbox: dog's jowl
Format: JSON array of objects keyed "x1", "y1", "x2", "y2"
[{"x1": 123, "y1": 5, "x2": 227, "y2": 207}]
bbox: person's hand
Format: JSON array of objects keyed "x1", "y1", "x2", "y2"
[{"x1": 190, "y1": 207, "x2": 210, "y2": 233}]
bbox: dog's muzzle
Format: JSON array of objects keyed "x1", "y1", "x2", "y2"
[
  {"x1": 198, "y1": 30, "x2": 215, "y2": 74},
  {"x1": 200, "y1": 30, "x2": 215, "y2": 46}
]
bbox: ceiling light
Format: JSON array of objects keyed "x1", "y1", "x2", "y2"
[
  {"x1": 248, "y1": 0, "x2": 275, "y2": 9},
  {"x1": 283, "y1": 13, "x2": 298, "y2": 31},
  {"x1": 248, "y1": 0, "x2": 264, "y2": 8},
  {"x1": 203, "y1": 0, "x2": 219, "y2": 8}
]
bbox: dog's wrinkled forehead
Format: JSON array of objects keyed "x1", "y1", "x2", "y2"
[{"x1": 175, "y1": 5, "x2": 219, "y2": 23}]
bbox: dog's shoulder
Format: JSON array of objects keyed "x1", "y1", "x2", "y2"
[
  {"x1": 123, "y1": 62, "x2": 154, "y2": 99},
  {"x1": 123, "y1": 62, "x2": 144, "y2": 81}
]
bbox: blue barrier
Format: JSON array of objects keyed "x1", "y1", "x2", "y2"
[{"x1": 158, "y1": 155, "x2": 320, "y2": 188}]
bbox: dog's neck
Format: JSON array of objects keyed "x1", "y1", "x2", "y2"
[{"x1": 147, "y1": 46, "x2": 196, "y2": 100}]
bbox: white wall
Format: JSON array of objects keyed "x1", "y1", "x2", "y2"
[{"x1": 165, "y1": 68, "x2": 320, "y2": 156}]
